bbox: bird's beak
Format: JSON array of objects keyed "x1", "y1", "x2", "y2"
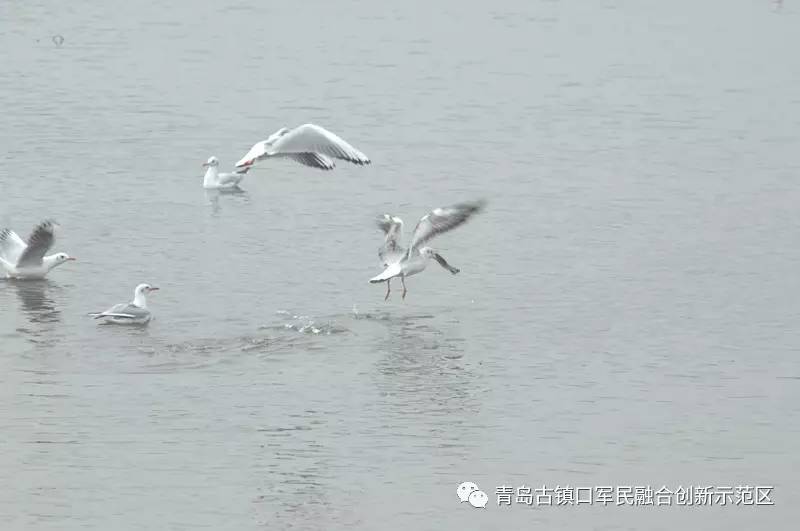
[
  {"x1": 202, "y1": 162, "x2": 210, "y2": 167},
  {"x1": 236, "y1": 159, "x2": 253, "y2": 169},
  {"x1": 150, "y1": 287, "x2": 160, "y2": 291},
  {"x1": 67, "y1": 257, "x2": 76, "y2": 261}
]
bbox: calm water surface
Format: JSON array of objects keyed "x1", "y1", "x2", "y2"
[{"x1": 1, "y1": 0, "x2": 799, "y2": 529}]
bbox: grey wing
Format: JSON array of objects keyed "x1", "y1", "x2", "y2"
[
  {"x1": 233, "y1": 129, "x2": 293, "y2": 168},
  {"x1": 0, "y1": 229, "x2": 27, "y2": 264},
  {"x1": 90, "y1": 302, "x2": 127, "y2": 318},
  {"x1": 17, "y1": 220, "x2": 57, "y2": 267},
  {"x1": 283, "y1": 152, "x2": 336, "y2": 170},
  {"x1": 376, "y1": 214, "x2": 405, "y2": 264},
  {"x1": 93, "y1": 303, "x2": 149, "y2": 319},
  {"x1": 269, "y1": 124, "x2": 371, "y2": 166},
  {"x1": 116, "y1": 304, "x2": 150, "y2": 319},
  {"x1": 265, "y1": 127, "x2": 291, "y2": 145},
  {"x1": 376, "y1": 214, "x2": 399, "y2": 235},
  {"x1": 217, "y1": 171, "x2": 245, "y2": 185},
  {"x1": 432, "y1": 252, "x2": 460, "y2": 274},
  {"x1": 407, "y1": 200, "x2": 486, "y2": 255}
]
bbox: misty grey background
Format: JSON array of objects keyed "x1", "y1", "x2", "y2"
[{"x1": 1, "y1": 0, "x2": 799, "y2": 529}]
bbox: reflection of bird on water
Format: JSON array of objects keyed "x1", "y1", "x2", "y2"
[
  {"x1": 204, "y1": 188, "x2": 250, "y2": 216},
  {"x1": 372, "y1": 313, "x2": 475, "y2": 408},
  {"x1": 13, "y1": 280, "x2": 61, "y2": 323},
  {"x1": 205, "y1": 190, "x2": 222, "y2": 216}
]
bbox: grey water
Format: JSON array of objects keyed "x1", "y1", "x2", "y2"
[{"x1": 1, "y1": 0, "x2": 799, "y2": 529}]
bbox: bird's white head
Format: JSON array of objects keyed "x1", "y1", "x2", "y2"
[
  {"x1": 44, "y1": 252, "x2": 76, "y2": 270},
  {"x1": 136, "y1": 283, "x2": 159, "y2": 295},
  {"x1": 202, "y1": 156, "x2": 220, "y2": 168},
  {"x1": 133, "y1": 283, "x2": 159, "y2": 307}
]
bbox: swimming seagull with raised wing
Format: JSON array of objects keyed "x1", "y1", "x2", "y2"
[
  {"x1": 0, "y1": 220, "x2": 75, "y2": 279},
  {"x1": 370, "y1": 200, "x2": 486, "y2": 300},
  {"x1": 202, "y1": 156, "x2": 250, "y2": 190},
  {"x1": 89, "y1": 283, "x2": 159, "y2": 325},
  {"x1": 235, "y1": 123, "x2": 371, "y2": 171}
]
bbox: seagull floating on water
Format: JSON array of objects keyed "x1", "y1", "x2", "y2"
[
  {"x1": 235, "y1": 123, "x2": 371, "y2": 171},
  {"x1": 0, "y1": 220, "x2": 75, "y2": 279},
  {"x1": 89, "y1": 283, "x2": 159, "y2": 325},
  {"x1": 370, "y1": 200, "x2": 486, "y2": 300},
  {"x1": 202, "y1": 156, "x2": 249, "y2": 190}
]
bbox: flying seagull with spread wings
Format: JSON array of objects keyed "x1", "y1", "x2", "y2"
[
  {"x1": 235, "y1": 123, "x2": 371, "y2": 171},
  {"x1": 370, "y1": 200, "x2": 486, "y2": 300},
  {"x1": 0, "y1": 220, "x2": 75, "y2": 279},
  {"x1": 89, "y1": 283, "x2": 159, "y2": 325}
]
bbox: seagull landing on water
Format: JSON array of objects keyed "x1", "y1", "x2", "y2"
[
  {"x1": 235, "y1": 123, "x2": 371, "y2": 171},
  {"x1": 370, "y1": 200, "x2": 486, "y2": 300},
  {"x1": 202, "y1": 156, "x2": 249, "y2": 190},
  {"x1": 0, "y1": 220, "x2": 75, "y2": 279},
  {"x1": 89, "y1": 283, "x2": 159, "y2": 325}
]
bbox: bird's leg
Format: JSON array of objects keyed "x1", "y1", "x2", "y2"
[
  {"x1": 384, "y1": 279, "x2": 391, "y2": 301},
  {"x1": 401, "y1": 276, "x2": 407, "y2": 300}
]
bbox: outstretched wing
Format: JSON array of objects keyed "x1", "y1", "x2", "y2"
[
  {"x1": 264, "y1": 127, "x2": 291, "y2": 145},
  {"x1": 376, "y1": 214, "x2": 405, "y2": 265},
  {"x1": 268, "y1": 124, "x2": 370, "y2": 166},
  {"x1": 0, "y1": 229, "x2": 27, "y2": 264},
  {"x1": 17, "y1": 220, "x2": 58, "y2": 267},
  {"x1": 235, "y1": 140, "x2": 269, "y2": 168},
  {"x1": 432, "y1": 252, "x2": 460, "y2": 274},
  {"x1": 284, "y1": 152, "x2": 336, "y2": 170},
  {"x1": 233, "y1": 127, "x2": 293, "y2": 168},
  {"x1": 407, "y1": 200, "x2": 486, "y2": 256}
]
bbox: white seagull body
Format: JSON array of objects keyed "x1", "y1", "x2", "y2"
[
  {"x1": 370, "y1": 200, "x2": 486, "y2": 300},
  {"x1": 0, "y1": 220, "x2": 75, "y2": 279},
  {"x1": 235, "y1": 123, "x2": 371, "y2": 171},
  {"x1": 89, "y1": 283, "x2": 159, "y2": 325},
  {"x1": 202, "y1": 156, "x2": 249, "y2": 190}
]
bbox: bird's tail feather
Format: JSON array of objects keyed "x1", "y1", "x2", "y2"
[{"x1": 370, "y1": 263, "x2": 401, "y2": 283}]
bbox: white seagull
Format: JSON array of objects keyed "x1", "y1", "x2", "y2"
[
  {"x1": 89, "y1": 283, "x2": 159, "y2": 325},
  {"x1": 235, "y1": 123, "x2": 371, "y2": 171},
  {"x1": 202, "y1": 156, "x2": 249, "y2": 190},
  {"x1": 0, "y1": 220, "x2": 75, "y2": 279},
  {"x1": 370, "y1": 200, "x2": 486, "y2": 300}
]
